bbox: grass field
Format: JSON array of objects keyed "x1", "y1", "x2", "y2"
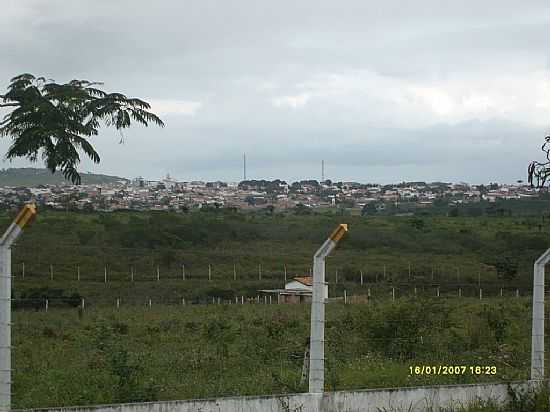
[
  {"x1": 12, "y1": 297, "x2": 538, "y2": 409},
  {"x1": 1, "y1": 206, "x2": 549, "y2": 409},
  {"x1": 2, "y1": 206, "x2": 549, "y2": 306}
]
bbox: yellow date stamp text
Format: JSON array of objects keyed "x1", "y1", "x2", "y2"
[{"x1": 408, "y1": 365, "x2": 497, "y2": 376}]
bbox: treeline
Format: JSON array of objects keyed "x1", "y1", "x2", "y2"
[{"x1": 1, "y1": 208, "x2": 550, "y2": 280}]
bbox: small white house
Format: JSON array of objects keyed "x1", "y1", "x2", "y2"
[
  {"x1": 259, "y1": 276, "x2": 328, "y2": 304},
  {"x1": 285, "y1": 276, "x2": 328, "y2": 299}
]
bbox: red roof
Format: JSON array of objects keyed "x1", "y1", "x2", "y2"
[{"x1": 292, "y1": 276, "x2": 313, "y2": 286}]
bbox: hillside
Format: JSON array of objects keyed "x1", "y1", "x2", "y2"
[
  {"x1": 1, "y1": 207, "x2": 549, "y2": 306},
  {"x1": 0, "y1": 168, "x2": 129, "y2": 187}
]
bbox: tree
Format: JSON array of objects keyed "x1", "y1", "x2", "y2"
[
  {"x1": 492, "y1": 256, "x2": 518, "y2": 280},
  {"x1": 448, "y1": 207, "x2": 459, "y2": 217},
  {"x1": 293, "y1": 203, "x2": 312, "y2": 215},
  {"x1": 0, "y1": 74, "x2": 164, "y2": 184},
  {"x1": 361, "y1": 203, "x2": 377, "y2": 216}
]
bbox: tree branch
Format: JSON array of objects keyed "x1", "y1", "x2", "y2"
[{"x1": 0, "y1": 103, "x2": 18, "y2": 107}]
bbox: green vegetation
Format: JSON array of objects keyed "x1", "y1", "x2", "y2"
[
  {"x1": 0, "y1": 168, "x2": 128, "y2": 187},
  {"x1": 1, "y1": 207, "x2": 549, "y2": 305},
  {"x1": 12, "y1": 298, "x2": 537, "y2": 409},
  {"x1": 2, "y1": 207, "x2": 550, "y2": 409},
  {"x1": 0, "y1": 74, "x2": 163, "y2": 184}
]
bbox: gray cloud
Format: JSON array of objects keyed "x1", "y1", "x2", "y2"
[{"x1": 1, "y1": 0, "x2": 550, "y2": 183}]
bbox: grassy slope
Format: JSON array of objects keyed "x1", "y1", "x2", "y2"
[{"x1": 0, "y1": 167, "x2": 128, "y2": 186}]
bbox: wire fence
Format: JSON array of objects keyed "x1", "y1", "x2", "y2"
[
  {"x1": 8, "y1": 255, "x2": 529, "y2": 286},
  {"x1": 8, "y1": 286, "x2": 534, "y2": 311},
  {"x1": 11, "y1": 298, "x2": 540, "y2": 409},
  {"x1": 9, "y1": 238, "x2": 534, "y2": 286},
  {"x1": 5, "y1": 241, "x2": 545, "y2": 409}
]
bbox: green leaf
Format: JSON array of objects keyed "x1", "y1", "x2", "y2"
[{"x1": 0, "y1": 73, "x2": 164, "y2": 184}]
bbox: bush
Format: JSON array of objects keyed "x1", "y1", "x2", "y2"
[{"x1": 15, "y1": 288, "x2": 83, "y2": 310}]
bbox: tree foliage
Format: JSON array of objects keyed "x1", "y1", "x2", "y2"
[{"x1": 0, "y1": 74, "x2": 164, "y2": 184}]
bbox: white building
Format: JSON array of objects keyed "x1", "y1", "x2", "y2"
[{"x1": 259, "y1": 276, "x2": 328, "y2": 304}]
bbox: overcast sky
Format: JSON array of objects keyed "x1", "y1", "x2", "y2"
[{"x1": 2, "y1": 0, "x2": 550, "y2": 184}]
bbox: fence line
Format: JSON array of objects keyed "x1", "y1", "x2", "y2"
[
  {"x1": 11, "y1": 286, "x2": 529, "y2": 311},
  {"x1": 10, "y1": 263, "x2": 531, "y2": 289}
]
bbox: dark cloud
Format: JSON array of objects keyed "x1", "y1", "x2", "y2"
[{"x1": 1, "y1": 0, "x2": 550, "y2": 183}]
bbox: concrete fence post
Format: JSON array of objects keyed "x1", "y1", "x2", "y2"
[
  {"x1": 0, "y1": 204, "x2": 36, "y2": 412},
  {"x1": 360, "y1": 270, "x2": 363, "y2": 285},
  {"x1": 531, "y1": 249, "x2": 550, "y2": 380},
  {"x1": 77, "y1": 265, "x2": 80, "y2": 281},
  {"x1": 131, "y1": 266, "x2": 134, "y2": 282},
  {"x1": 45, "y1": 298, "x2": 48, "y2": 312},
  {"x1": 284, "y1": 264, "x2": 287, "y2": 282},
  {"x1": 208, "y1": 264, "x2": 212, "y2": 281},
  {"x1": 233, "y1": 263, "x2": 236, "y2": 281},
  {"x1": 156, "y1": 266, "x2": 160, "y2": 281},
  {"x1": 310, "y1": 224, "x2": 348, "y2": 394},
  {"x1": 182, "y1": 264, "x2": 185, "y2": 281},
  {"x1": 104, "y1": 266, "x2": 107, "y2": 284}
]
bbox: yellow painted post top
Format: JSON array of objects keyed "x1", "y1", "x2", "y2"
[
  {"x1": 329, "y1": 223, "x2": 348, "y2": 242},
  {"x1": 14, "y1": 204, "x2": 37, "y2": 229}
]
